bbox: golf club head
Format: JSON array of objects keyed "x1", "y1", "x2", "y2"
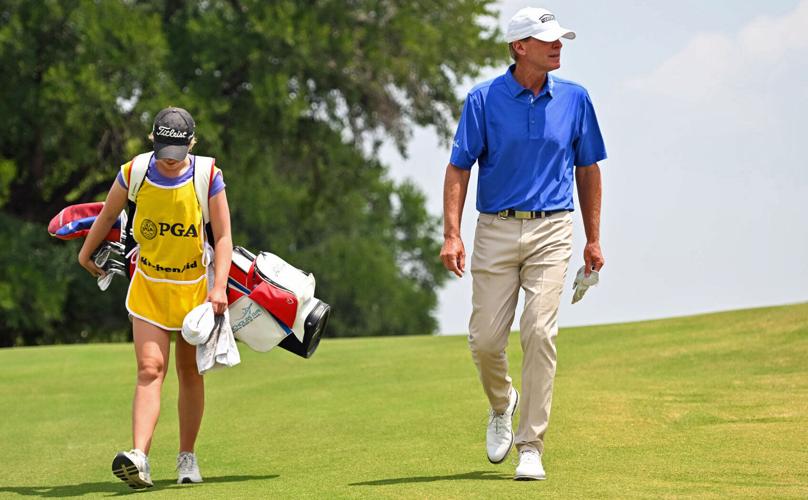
[
  {"x1": 92, "y1": 245, "x2": 112, "y2": 268},
  {"x1": 107, "y1": 241, "x2": 125, "y2": 255},
  {"x1": 97, "y1": 272, "x2": 115, "y2": 291},
  {"x1": 92, "y1": 241, "x2": 126, "y2": 268},
  {"x1": 96, "y1": 263, "x2": 127, "y2": 291},
  {"x1": 106, "y1": 260, "x2": 127, "y2": 273}
]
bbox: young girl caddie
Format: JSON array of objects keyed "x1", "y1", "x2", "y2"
[{"x1": 78, "y1": 107, "x2": 232, "y2": 489}]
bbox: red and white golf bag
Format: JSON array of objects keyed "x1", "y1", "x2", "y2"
[{"x1": 226, "y1": 247, "x2": 330, "y2": 359}]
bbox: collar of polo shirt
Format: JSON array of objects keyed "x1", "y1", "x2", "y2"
[{"x1": 503, "y1": 64, "x2": 555, "y2": 99}]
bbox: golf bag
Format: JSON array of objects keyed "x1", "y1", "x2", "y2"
[
  {"x1": 48, "y1": 202, "x2": 330, "y2": 358},
  {"x1": 227, "y1": 247, "x2": 330, "y2": 359}
]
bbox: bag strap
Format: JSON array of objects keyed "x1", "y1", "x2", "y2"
[
  {"x1": 193, "y1": 156, "x2": 216, "y2": 224},
  {"x1": 126, "y1": 152, "x2": 152, "y2": 203}
]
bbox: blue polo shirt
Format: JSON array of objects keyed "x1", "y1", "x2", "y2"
[{"x1": 450, "y1": 66, "x2": 607, "y2": 213}]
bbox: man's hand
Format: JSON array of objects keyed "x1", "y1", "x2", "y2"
[
  {"x1": 440, "y1": 236, "x2": 466, "y2": 278},
  {"x1": 441, "y1": 164, "x2": 471, "y2": 278},
  {"x1": 575, "y1": 163, "x2": 604, "y2": 278},
  {"x1": 583, "y1": 241, "x2": 604, "y2": 277}
]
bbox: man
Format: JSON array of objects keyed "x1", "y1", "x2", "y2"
[{"x1": 440, "y1": 7, "x2": 606, "y2": 481}]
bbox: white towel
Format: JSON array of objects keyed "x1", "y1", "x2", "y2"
[
  {"x1": 195, "y1": 306, "x2": 241, "y2": 375},
  {"x1": 192, "y1": 248, "x2": 240, "y2": 374}
]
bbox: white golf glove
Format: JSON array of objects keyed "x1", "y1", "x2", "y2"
[{"x1": 572, "y1": 266, "x2": 599, "y2": 304}]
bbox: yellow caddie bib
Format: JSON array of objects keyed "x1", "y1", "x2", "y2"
[{"x1": 125, "y1": 170, "x2": 208, "y2": 330}]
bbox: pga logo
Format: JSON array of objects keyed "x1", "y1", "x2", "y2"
[{"x1": 140, "y1": 219, "x2": 199, "y2": 239}]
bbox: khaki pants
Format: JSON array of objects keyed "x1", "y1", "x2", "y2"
[{"x1": 468, "y1": 211, "x2": 573, "y2": 454}]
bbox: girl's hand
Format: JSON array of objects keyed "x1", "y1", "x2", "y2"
[
  {"x1": 78, "y1": 252, "x2": 106, "y2": 278},
  {"x1": 207, "y1": 286, "x2": 228, "y2": 315}
]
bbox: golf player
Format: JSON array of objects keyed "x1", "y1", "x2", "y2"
[
  {"x1": 440, "y1": 7, "x2": 606, "y2": 480},
  {"x1": 78, "y1": 107, "x2": 233, "y2": 488}
]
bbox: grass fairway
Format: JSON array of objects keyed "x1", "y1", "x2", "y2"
[{"x1": 1, "y1": 303, "x2": 807, "y2": 499}]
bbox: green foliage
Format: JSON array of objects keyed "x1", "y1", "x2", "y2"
[
  {"x1": 0, "y1": 158, "x2": 15, "y2": 207},
  {"x1": 0, "y1": 213, "x2": 130, "y2": 346},
  {"x1": 0, "y1": 0, "x2": 171, "y2": 216},
  {"x1": 0, "y1": 213, "x2": 70, "y2": 345},
  {"x1": 0, "y1": 0, "x2": 506, "y2": 343}
]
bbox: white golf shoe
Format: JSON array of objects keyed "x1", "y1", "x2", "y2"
[
  {"x1": 177, "y1": 451, "x2": 203, "y2": 484},
  {"x1": 514, "y1": 449, "x2": 546, "y2": 480},
  {"x1": 486, "y1": 387, "x2": 519, "y2": 463},
  {"x1": 111, "y1": 449, "x2": 153, "y2": 489}
]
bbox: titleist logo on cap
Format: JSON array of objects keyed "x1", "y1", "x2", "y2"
[
  {"x1": 155, "y1": 126, "x2": 189, "y2": 139},
  {"x1": 539, "y1": 14, "x2": 555, "y2": 23}
]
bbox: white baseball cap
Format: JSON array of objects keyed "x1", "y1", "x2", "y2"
[
  {"x1": 182, "y1": 302, "x2": 215, "y2": 346},
  {"x1": 505, "y1": 7, "x2": 576, "y2": 43}
]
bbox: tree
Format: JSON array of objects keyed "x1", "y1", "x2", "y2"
[
  {"x1": 0, "y1": 0, "x2": 505, "y2": 343},
  {"x1": 0, "y1": 0, "x2": 172, "y2": 219},
  {"x1": 0, "y1": 0, "x2": 173, "y2": 346}
]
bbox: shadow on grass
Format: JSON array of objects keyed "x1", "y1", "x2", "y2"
[
  {"x1": 0, "y1": 474, "x2": 279, "y2": 497},
  {"x1": 350, "y1": 470, "x2": 511, "y2": 486}
]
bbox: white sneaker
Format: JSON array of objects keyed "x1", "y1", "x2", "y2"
[
  {"x1": 514, "y1": 449, "x2": 546, "y2": 480},
  {"x1": 177, "y1": 451, "x2": 203, "y2": 484},
  {"x1": 486, "y1": 387, "x2": 519, "y2": 463},
  {"x1": 112, "y1": 449, "x2": 153, "y2": 489}
]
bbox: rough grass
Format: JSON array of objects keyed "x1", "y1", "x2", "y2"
[{"x1": 0, "y1": 303, "x2": 806, "y2": 498}]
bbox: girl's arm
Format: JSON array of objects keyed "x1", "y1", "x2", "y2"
[
  {"x1": 78, "y1": 181, "x2": 129, "y2": 277},
  {"x1": 207, "y1": 189, "x2": 233, "y2": 314}
]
